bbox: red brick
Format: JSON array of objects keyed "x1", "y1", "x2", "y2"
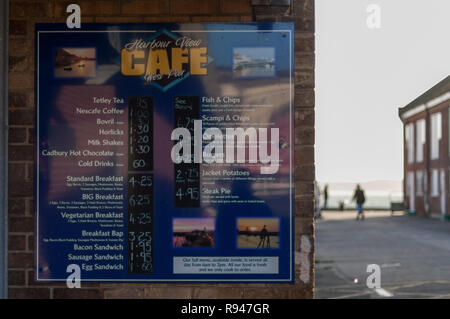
[
  {"x1": 8, "y1": 270, "x2": 26, "y2": 286},
  {"x1": 8, "y1": 198, "x2": 26, "y2": 216},
  {"x1": 27, "y1": 198, "x2": 35, "y2": 216},
  {"x1": 220, "y1": 0, "x2": 252, "y2": 14},
  {"x1": 95, "y1": 16, "x2": 143, "y2": 23},
  {"x1": 9, "y1": 73, "x2": 34, "y2": 90},
  {"x1": 27, "y1": 270, "x2": 66, "y2": 287},
  {"x1": 192, "y1": 16, "x2": 240, "y2": 22},
  {"x1": 243, "y1": 287, "x2": 290, "y2": 298},
  {"x1": 295, "y1": 145, "x2": 314, "y2": 163},
  {"x1": 26, "y1": 163, "x2": 34, "y2": 182},
  {"x1": 8, "y1": 162, "x2": 26, "y2": 182},
  {"x1": 8, "y1": 252, "x2": 33, "y2": 268},
  {"x1": 104, "y1": 288, "x2": 145, "y2": 299},
  {"x1": 9, "y1": 38, "x2": 33, "y2": 57},
  {"x1": 193, "y1": 287, "x2": 244, "y2": 298},
  {"x1": 53, "y1": 288, "x2": 103, "y2": 299},
  {"x1": 9, "y1": 91, "x2": 32, "y2": 109},
  {"x1": 295, "y1": 182, "x2": 314, "y2": 197},
  {"x1": 27, "y1": 127, "x2": 36, "y2": 144},
  {"x1": 9, "y1": 216, "x2": 34, "y2": 233},
  {"x1": 295, "y1": 127, "x2": 314, "y2": 145},
  {"x1": 9, "y1": 127, "x2": 27, "y2": 144},
  {"x1": 290, "y1": 287, "x2": 313, "y2": 298},
  {"x1": 121, "y1": 0, "x2": 168, "y2": 15},
  {"x1": 295, "y1": 108, "x2": 314, "y2": 125},
  {"x1": 295, "y1": 218, "x2": 314, "y2": 237},
  {"x1": 295, "y1": 164, "x2": 315, "y2": 182},
  {"x1": 295, "y1": 199, "x2": 314, "y2": 217},
  {"x1": 8, "y1": 180, "x2": 33, "y2": 197},
  {"x1": 9, "y1": 20, "x2": 27, "y2": 36},
  {"x1": 144, "y1": 287, "x2": 193, "y2": 298},
  {"x1": 9, "y1": 56, "x2": 29, "y2": 72},
  {"x1": 295, "y1": 70, "x2": 314, "y2": 89},
  {"x1": 295, "y1": 90, "x2": 315, "y2": 108},
  {"x1": 28, "y1": 234, "x2": 34, "y2": 251},
  {"x1": 254, "y1": 5, "x2": 291, "y2": 19},
  {"x1": 8, "y1": 235, "x2": 27, "y2": 251},
  {"x1": 293, "y1": 0, "x2": 314, "y2": 31},
  {"x1": 294, "y1": 52, "x2": 314, "y2": 70},
  {"x1": 143, "y1": 16, "x2": 190, "y2": 23},
  {"x1": 8, "y1": 145, "x2": 34, "y2": 161},
  {"x1": 9, "y1": 288, "x2": 50, "y2": 299},
  {"x1": 295, "y1": 32, "x2": 314, "y2": 52},
  {"x1": 171, "y1": 0, "x2": 217, "y2": 15},
  {"x1": 80, "y1": 1, "x2": 121, "y2": 15},
  {"x1": 240, "y1": 15, "x2": 253, "y2": 22},
  {"x1": 9, "y1": 109, "x2": 35, "y2": 125},
  {"x1": 10, "y1": 2, "x2": 53, "y2": 18}
]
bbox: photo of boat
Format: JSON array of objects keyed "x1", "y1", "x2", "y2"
[
  {"x1": 233, "y1": 47, "x2": 275, "y2": 77},
  {"x1": 55, "y1": 48, "x2": 96, "y2": 77}
]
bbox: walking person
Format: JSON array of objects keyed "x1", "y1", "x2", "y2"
[
  {"x1": 323, "y1": 184, "x2": 329, "y2": 210},
  {"x1": 352, "y1": 184, "x2": 366, "y2": 220},
  {"x1": 314, "y1": 181, "x2": 322, "y2": 219},
  {"x1": 257, "y1": 225, "x2": 270, "y2": 248}
]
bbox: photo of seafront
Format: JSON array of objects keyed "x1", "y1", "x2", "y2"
[
  {"x1": 54, "y1": 48, "x2": 96, "y2": 78},
  {"x1": 173, "y1": 218, "x2": 215, "y2": 248},
  {"x1": 237, "y1": 218, "x2": 279, "y2": 249},
  {"x1": 233, "y1": 47, "x2": 275, "y2": 77}
]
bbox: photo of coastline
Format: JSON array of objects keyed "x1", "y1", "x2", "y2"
[
  {"x1": 54, "y1": 48, "x2": 96, "y2": 78},
  {"x1": 173, "y1": 218, "x2": 215, "y2": 248},
  {"x1": 233, "y1": 47, "x2": 275, "y2": 77},
  {"x1": 237, "y1": 218, "x2": 279, "y2": 249}
]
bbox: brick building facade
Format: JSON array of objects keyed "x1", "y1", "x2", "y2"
[
  {"x1": 399, "y1": 76, "x2": 450, "y2": 220},
  {"x1": 6, "y1": 0, "x2": 315, "y2": 298}
]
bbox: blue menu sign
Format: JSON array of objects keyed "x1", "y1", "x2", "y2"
[{"x1": 36, "y1": 23, "x2": 295, "y2": 282}]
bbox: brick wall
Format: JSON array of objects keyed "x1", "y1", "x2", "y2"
[{"x1": 8, "y1": 0, "x2": 315, "y2": 299}]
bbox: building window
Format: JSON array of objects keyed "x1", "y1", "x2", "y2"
[
  {"x1": 448, "y1": 109, "x2": 450, "y2": 157},
  {"x1": 430, "y1": 112, "x2": 442, "y2": 160},
  {"x1": 416, "y1": 119, "x2": 425, "y2": 162},
  {"x1": 431, "y1": 169, "x2": 439, "y2": 197},
  {"x1": 405, "y1": 123, "x2": 414, "y2": 163},
  {"x1": 416, "y1": 170, "x2": 423, "y2": 196},
  {"x1": 407, "y1": 171, "x2": 414, "y2": 196}
]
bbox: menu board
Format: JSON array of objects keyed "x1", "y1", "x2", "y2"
[{"x1": 36, "y1": 23, "x2": 294, "y2": 282}]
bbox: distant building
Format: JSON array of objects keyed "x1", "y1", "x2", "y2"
[{"x1": 399, "y1": 76, "x2": 450, "y2": 220}]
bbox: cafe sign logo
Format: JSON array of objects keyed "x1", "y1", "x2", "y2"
[{"x1": 121, "y1": 29, "x2": 208, "y2": 91}]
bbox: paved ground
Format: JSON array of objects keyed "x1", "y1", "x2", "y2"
[{"x1": 315, "y1": 211, "x2": 450, "y2": 299}]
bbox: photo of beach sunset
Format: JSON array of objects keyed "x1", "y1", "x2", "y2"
[
  {"x1": 173, "y1": 218, "x2": 215, "y2": 248},
  {"x1": 237, "y1": 218, "x2": 280, "y2": 249}
]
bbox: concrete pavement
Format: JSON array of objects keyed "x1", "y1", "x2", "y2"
[{"x1": 315, "y1": 211, "x2": 450, "y2": 299}]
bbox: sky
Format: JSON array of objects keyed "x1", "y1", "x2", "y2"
[
  {"x1": 237, "y1": 218, "x2": 279, "y2": 232},
  {"x1": 173, "y1": 218, "x2": 215, "y2": 232},
  {"x1": 233, "y1": 47, "x2": 275, "y2": 60},
  {"x1": 64, "y1": 48, "x2": 96, "y2": 59},
  {"x1": 316, "y1": 0, "x2": 450, "y2": 183}
]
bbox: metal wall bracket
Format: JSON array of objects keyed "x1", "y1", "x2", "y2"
[{"x1": 0, "y1": 0, "x2": 9, "y2": 299}]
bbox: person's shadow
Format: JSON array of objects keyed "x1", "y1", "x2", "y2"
[{"x1": 217, "y1": 171, "x2": 273, "y2": 252}]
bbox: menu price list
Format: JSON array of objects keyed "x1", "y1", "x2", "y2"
[
  {"x1": 173, "y1": 96, "x2": 200, "y2": 208},
  {"x1": 127, "y1": 97, "x2": 154, "y2": 274}
]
